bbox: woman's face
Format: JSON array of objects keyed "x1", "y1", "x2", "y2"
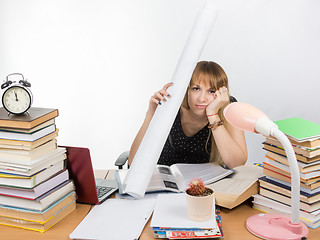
[{"x1": 187, "y1": 79, "x2": 215, "y2": 116}]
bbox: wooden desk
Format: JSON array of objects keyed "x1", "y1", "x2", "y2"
[
  {"x1": 0, "y1": 203, "x2": 91, "y2": 240},
  {"x1": 140, "y1": 199, "x2": 320, "y2": 240},
  {"x1": 0, "y1": 170, "x2": 319, "y2": 240},
  {"x1": 0, "y1": 171, "x2": 110, "y2": 240}
]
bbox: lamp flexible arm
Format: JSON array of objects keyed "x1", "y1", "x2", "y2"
[{"x1": 271, "y1": 129, "x2": 300, "y2": 224}]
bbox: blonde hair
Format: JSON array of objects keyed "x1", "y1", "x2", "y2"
[{"x1": 181, "y1": 61, "x2": 229, "y2": 165}]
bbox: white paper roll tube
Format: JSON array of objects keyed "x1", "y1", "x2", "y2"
[{"x1": 124, "y1": 0, "x2": 218, "y2": 198}]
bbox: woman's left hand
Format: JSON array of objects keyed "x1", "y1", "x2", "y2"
[{"x1": 206, "y1": 86, "x2": 229, "y2": 115}]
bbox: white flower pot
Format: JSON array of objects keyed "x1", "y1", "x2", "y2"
[{"x1": 185, "y1": 188, "x2": 215, "y2": 222}]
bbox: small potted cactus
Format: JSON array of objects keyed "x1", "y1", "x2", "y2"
[{"x1": 185, "y1": 178, "x2": 214, "y2": 222}]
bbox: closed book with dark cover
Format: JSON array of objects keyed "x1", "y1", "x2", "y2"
[{"x1": 0, "y1": 107, "x2": 58, "y2": 129}]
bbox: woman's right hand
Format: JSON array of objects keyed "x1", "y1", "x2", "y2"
[
  {"x1": 147, "y1": 82, "x2": 173, "y2": 115},
  {"x1": 129, "y1": 82, "x2": 173, "y2": 165}
]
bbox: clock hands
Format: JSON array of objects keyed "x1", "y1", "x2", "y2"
[{"x1": 14, "y1": 91, "x2": 18, "y2": 101}]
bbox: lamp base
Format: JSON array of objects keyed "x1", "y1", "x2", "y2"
[{"x1": 246, "y1": 213, "x2": 308, "y2": 240}]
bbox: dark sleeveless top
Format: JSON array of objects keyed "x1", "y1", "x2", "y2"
[{"x1": 157, "y1": 111, "x2": 212, "y2": 166}]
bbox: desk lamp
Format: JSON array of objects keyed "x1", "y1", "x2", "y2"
[{"x1": 223, "y1": 102, "x2": 308, "y2": 240}]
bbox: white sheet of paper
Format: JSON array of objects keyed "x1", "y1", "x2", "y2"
[
  {"x1": 151, "y1": 193, "x2": 217, "y2": 229},
  {"x1": 69, "y1": 199, "x2": 155, "y2": 240},
  {"x1": 124, "y1": 0, "x2": 218, "y2": 199}
]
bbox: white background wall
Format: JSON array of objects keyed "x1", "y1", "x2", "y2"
[{"x1": 1, "y1": 0, "x2": 319, "y2": 170}]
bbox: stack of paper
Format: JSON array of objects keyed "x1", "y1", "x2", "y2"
[
  {"x1": 69, "y1": 199, "x2": 155, "y2": 240},
  {"x1": 151, "y1": 193, "x2": 223, "y2": 239}
]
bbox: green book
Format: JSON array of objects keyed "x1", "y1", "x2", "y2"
[{"x1": 274, "y1": 117, "x2": 320, "y2": 142}]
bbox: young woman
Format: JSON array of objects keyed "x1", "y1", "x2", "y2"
[{"x1": 128, "y1": 61, "x2": 247, "y2": 169}]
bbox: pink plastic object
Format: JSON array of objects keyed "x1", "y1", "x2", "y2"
[
  {"x1": 223, "y1": 102, "x2": 267, "y2": 133},
  {"x1": 246, "y1": 213, "x2": 308, "y2": 240},
  {"x1": 224, "y1": 101, "x2": 309, "y2": 239}
]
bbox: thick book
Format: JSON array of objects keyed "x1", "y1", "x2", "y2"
[
  {"x1": 264, "y1": 158, "x2": 320, "y2": 179},
  {"x1": 0, "y1": 180, "x2": 74, "y2": 211},
  {"x1": 263, "y1": 143, "x2": 320, "y2": 163},
  {"x1": 0, "y1": 124, "x2": 56, "y2": 142},
  {"x1": 0, "y1": 191, "x2": 75, "y2": 223},
  {"x1": 0, "y1": 169, "x2": 69, "y2": 199},
  {"x1": 0, "y1": 139, "x2": 57, "y2": 161},
  {"x1": 0, "y1": 130, "x2": 58, "y2": 151},
  {"x1": 265, "y1": 151, "x2": 320, "y2": 174},
  {"x1": 0, "y1": 161, "x2": 66, "y2": 188},
  {"x1": 263, "y1": 167, "x2": 320, "y2": 190},
  {"x1": 259, "y1": 176, "x2": 320, "y2": 204},
  {"x1": 0, "y1": 146, "x2": 66, "y2": 166},
  {"x1": 252, "y1": 194, "x2": 320, "y2": 229},
  {"x1": 0, "y1": 119, "x2": 55, "y2": 134},
  {"x1": 263, "y1": 161, "x2": 320, "y2": 184},
  {"x1": 264, "y1": 139, "x2": 320, "y2": 158},
  {"x1": 0, "y1": 198, "x2": 76, "y2": 233},
  {"x1": 0, "y1": 107, "x2": 58, "y2": 129},
  {"x1": 207, "y1": 164, "x2": 263, "y2": 209},
  {"x1": 262, "y1": 175, "x2": 320, "y2": 195},
  {"x1": 0, "y1": 148, "x2": 66, "y2": 176},
  {"x1": 116, "y1": 163, "x2": 234, "y2": 194},
  {"x1": 274, "y1": 117, "x2": 320, "y2": 142},
  {"x1": 266, "y1": 136, "x2": 320, "y2": 149},
  {"x1": 266, "y1": 136, "x2": 320, "y2": 151},
  {"x1": 259, "y1": 187, "x2": 320, "y2": 212}
]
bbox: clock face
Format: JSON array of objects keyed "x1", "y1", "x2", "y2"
[{"x1": 2, "y1": 86, "x2": 32, "y2": 114}]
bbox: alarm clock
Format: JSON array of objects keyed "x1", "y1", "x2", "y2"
[{"x1": 1, "y1": 73, "x2": 33, "y2": 115}]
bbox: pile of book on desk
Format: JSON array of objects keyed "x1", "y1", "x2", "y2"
[
  {"x1": 152, "y1": 209, "x2": 223, "y2": 239},
  {"x1": 0, "y1": 107, "x2": 76, "y2": 233},
  {"x1": 151, "y1": 193, "x2": 223, "y2": 239},
  {"x1": 252, "y1": 117, "x2": 320, "y2": 229}
]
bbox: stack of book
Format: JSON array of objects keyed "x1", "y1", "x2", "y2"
[
  {"x1": 252, "y1": 117, "x2": 320, "y2": 229},
  {"x1": 0, "y1": 107, "x2": 76, "y2": 233},
  {"x1": 151, "y1": 193, "x2": 223, "y2": 239},
  {"x1": 152, "y1": 208, "x2": 223, "y2": 239}
]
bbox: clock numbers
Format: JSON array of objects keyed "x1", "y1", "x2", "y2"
[{"x1": 2, "y1": 86, "x2": 32, "y2": 114}]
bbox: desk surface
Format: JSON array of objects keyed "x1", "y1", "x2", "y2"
[{"x1": 1, "y1": 170, "x2": 319, "y2": 240}]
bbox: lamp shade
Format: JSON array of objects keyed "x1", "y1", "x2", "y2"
[{"x1": 223, "y1": 102, "x2": 267, "y2": 133}]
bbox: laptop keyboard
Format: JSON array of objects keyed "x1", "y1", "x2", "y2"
[{"x1": 96, "y1": 186, "x2": 113, "y2": 198}]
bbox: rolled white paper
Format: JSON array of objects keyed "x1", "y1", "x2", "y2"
[{"x1": 124, "y1": 0, "x2": 218, "y2": 198}]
